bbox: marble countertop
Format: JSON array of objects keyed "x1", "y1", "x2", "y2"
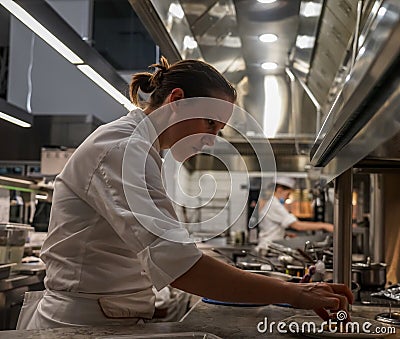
[{"x1": 0, "y1": 301, "x2": 398, "y2": 338}]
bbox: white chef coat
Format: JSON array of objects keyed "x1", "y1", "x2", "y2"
[
  {"x1": 17, "y1": 109, "x2": 202, "y2": 329},
  {"x1": 257, "y1": 196, "x2": 297, "y2": 249}
]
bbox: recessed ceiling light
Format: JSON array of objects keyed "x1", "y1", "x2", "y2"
[
  {"x1": 259, "y1": 33, "x2": 278, "y2": 43},
  {"x1": 295, "y1": 35, "x2": 315, "y2": 49},
  {"x1": 257, "y1": 0, "x2": 277, "y2": 3},
  {"x1": 183, "y1": 36, "x2": 198, "y2": 49},
  {"x1": 168, "y1": 3, "x2": 185, "y2": 19},
  {"x1": 300, "y1": 2, "x2": 322, "y2": 17},
  {"x1": 261, "y1": 62, "x2": 278, "y2": 70}
]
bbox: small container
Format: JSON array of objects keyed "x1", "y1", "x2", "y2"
[
  {"x1": 0, "y1": 223, "x2": 34, "y2": 264},
  {"x1": 0, "y1": 263, "x2": 16, "y2": 279},
  {"x1": 286, "y1": 265, "x2": 305, "y2": 277}
]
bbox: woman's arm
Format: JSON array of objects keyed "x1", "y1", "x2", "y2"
[
  {"x1": 289, "y1": 221, "x2": 333, "y2": 233},
  {"x1": 171, "y1": 253, "x2": 352, "y2": 320}
]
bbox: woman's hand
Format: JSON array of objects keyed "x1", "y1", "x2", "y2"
[{"x1": 288, "y1": 282, "x2": 354, "y2": 320}]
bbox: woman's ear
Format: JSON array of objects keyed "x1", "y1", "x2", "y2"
[
  {"x1": 168, "y1": 88, "x2": 185, "y2": 113},
  {"x1": 169, "y1": 88, "x2": 185, "y2": 102}
]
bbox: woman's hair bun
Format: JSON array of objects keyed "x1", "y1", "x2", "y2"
[{"x1": 149, "y1": 56, "x2": 170, "y2": 89}]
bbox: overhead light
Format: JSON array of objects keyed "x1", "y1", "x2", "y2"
[
  {"x1": 295, "y1": 35, "x2": 316, "y2": 49},
  {"x1": 378, "y1": 7, "x2": 387, "y2": 18},
  {"x1": 0, "y1": 175, "x2": 34, "y2": 185},
  {"x1": 300, "y1": 2, "x2": 322, "y2": 17},
  {"x1": 259, "y1": 33, "x2": 278, "y2": 43},
  {"x1": 77, "y1": 65, "x2": 136, "y2": 111},
  {"x1": 168, "y1": 3, "x2": 184, "y2": 19},
  {"x1": 183, "y1": 35, "x2": 198, "y2": 49},
  {"x1": 1, "y1": 0, "x2": 135, "y2": 112},
  {"x1": 263, "y1": 75, "x2": 281, "y2": 137},
  {"x1": 261, "y1": 62, "x2": 278, "y2": 70},
  {"x1": 257, "y1": 0, "x2": 277, "y2": 3},
  {"x1": 0, "y1": 0, "x2": 83, "y2": 64},
  {"x1": 35, "y1": 193, "x2": 48, "y2": 200},
  {"x1": 0, "y1": 111, "x2": 31, "y2": 127}
]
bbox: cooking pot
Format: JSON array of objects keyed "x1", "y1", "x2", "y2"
[{"x1": 352, "y1": 260, "x2": 387, "y2": 290}]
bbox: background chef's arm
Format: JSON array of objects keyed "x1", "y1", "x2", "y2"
[
  {"x1": 289, "y1": 221, "x2": 333, "y2": 232},
  {"x1": 171, "y1": 253, "x2": 297, "y2": 305}
]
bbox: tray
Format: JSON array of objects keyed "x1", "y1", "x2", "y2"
[{"x1": 0, "y1": 263, "x2": 16, "y2": 279}]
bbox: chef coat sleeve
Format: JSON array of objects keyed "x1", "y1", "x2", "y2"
[
  {"x1": 280, "y1": 212, "x2": 297, "y2": 229},
  {"x1": 85, "y1": 138, "x2": 202, "y2": 290},
  {"x1": 267, "y1": 201, "x2": 298, "y2": 229}
]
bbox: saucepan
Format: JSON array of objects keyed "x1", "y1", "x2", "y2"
[{"x1": 352, "y1": 261, "x2": 387, "y2": 290}]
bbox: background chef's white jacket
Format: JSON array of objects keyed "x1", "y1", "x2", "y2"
[
  {"x1": 257, "y1": 196, "x2": 297, "y2": 248},
  {"x1": 40, "y1": 109, "x2": 202, "y2": 307}
]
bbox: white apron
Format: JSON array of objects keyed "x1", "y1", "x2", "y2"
[{"x1": 17, "y1": 288, "x2": 155, "y2": 330}]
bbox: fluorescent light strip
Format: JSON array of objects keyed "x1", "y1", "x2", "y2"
[
  {"x1": 0, "y1": 175, "x2": 34, "y2": 184},
  {"x1": 35, "y1": 194, "x2": 48, "y2": 200},
  {"x1": 0, "y1": 0, "x2": 83, "y2": 64},
  {"x1": 0, "y1": 111, "x2": 31, "y2": 127},
  {"x1": 1, "y1": 0, "x2": 135, "y2": 111},
  {"x1": 77, "y1": 65, "x2": 136, "y2": 111}
]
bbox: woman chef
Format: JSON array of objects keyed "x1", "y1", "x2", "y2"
[{"x1": 17, "y1": 57, "x2": 352, "y2": 329}]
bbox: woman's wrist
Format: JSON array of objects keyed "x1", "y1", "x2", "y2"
[{"x1": 282, "y1": 281, "x2": 299, "y2": 306}]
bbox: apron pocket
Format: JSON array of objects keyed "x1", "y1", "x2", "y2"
[{"x1": 98, "y1": 289, "x2": 155, "y2": 319}]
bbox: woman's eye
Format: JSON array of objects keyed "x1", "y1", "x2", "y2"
[{"x1": 207, "y1": 119, "x2": 215, "y2": 127}]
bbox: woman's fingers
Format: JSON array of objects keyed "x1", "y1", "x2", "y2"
[
  {"x1": 314, "y1": 307, "x2": 330, "y2": 321},
  {"x1": 329, "y1": 283, "x2": 354, "y2": 304},
  {"x1": 323, "y1": 297, "x2": 340, "y2": 310}
]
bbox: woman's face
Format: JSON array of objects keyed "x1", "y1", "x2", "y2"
[
  {"x1": 168, "y1": 118, "x2": 226, "y2": 162},
  {"x1": 162, "y1": 90, "x2": 234, "y2": 162}
]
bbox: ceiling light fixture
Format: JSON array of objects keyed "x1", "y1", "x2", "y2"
[
  {"x1": 257, "y1": 0, "x2": 277, "y2": 4},
  {"x1": 0, "y1": 111, "x2": 31, "y2": 128},
  {"x1": 35, "y1": 194, "x2": 48, "y2": 200},
  {"x1": 259, "y1": 33, "x2": 278, "y2": 43},
  {"x1": 168, "y1": 3, "x2": 185, "y2": 19},
  {"x1": 261, "y1": 62, "x2": 278, "y2": 70},
  {"x1": 0, "y1": 175, "x2": 34, "y2": 185},
  {"x1": 295, "y1": 35, "x2": 316, "y2": 49},
  {"x1": 77, "y1": 65, "x2": 136, "y2": 111},
  {"x1": 183, "y1": 35, "x2": 198, "y2": 49},
  {"x1": 1, "y1": 0, "x2": 135, "y2": 111},
  {"x1": 0, "y1": 0, "x2": 83, "y2": 64},
  {"x1": 263, "y1": 75, "x2": 281, "y2": 137},
  {"x1": 300, "y1": 2, "x2": 322, "y2": 17}
]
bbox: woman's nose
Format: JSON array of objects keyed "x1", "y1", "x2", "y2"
[{"x1": 202, "y1": 134, "x2": 216, "y2": 147}]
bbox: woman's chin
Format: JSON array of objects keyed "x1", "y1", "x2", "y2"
[{"x1": 171, "y1": 149, "x2": 198, "y2": 162}]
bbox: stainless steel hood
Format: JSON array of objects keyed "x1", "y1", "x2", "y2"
[
  {"x1": 310, "y1": 0, "x2": 400, "y2": 181},
  {"x1": 129, "y1": 0, "x2": 400, "y2": 176},
  {"x1": 129, "y1": 0, "x2": 322, "y2": 173},
  {"x1": 128, "y1": 0, "x2": 319, "y2": 140}
]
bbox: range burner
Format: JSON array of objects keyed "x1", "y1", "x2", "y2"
[{"x1": 375, "y1": 311, "x2": 400, "y2": 326}]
